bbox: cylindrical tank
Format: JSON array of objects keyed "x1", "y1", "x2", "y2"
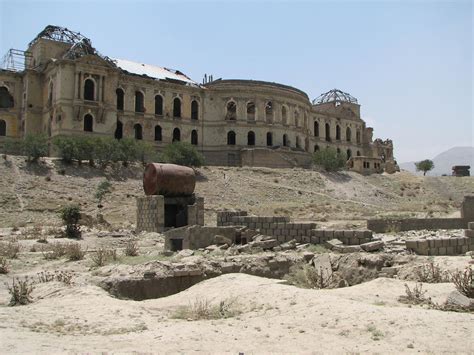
[{"x1": 143, "y1": 163, "x2": 196, "y2": 196}]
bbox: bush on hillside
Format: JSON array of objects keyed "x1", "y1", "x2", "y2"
[
  {"x1": 22, "y1": 134, "x2": 49, "y2": 162},
  {"x1": 312, "y1": 147, "x2": 346, "y2": 172},
  {"x1": 159, "y1": 142, "x2": 205, "y2": 167}
]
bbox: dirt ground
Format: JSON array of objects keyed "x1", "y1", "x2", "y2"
[{"x1": 0, "y1": 155, "x2": 473, "y2": 353}]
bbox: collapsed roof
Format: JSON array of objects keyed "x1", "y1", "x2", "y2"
[{"x1": 313, "y1": 89, "x2": 358, "y2": 105}]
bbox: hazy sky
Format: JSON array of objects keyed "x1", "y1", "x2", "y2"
[{"x1": 1, "y1": 0, "x2": 472, "y2": 162}]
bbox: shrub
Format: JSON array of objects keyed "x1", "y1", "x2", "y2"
[
  {"x1": 95, "y1": 137, "x2": 121, "y2": 165},
  {"x1": 160, "y1": 142, "x2": 205, "y2": 167},
  {"x1": 6, "y1": 277, "x2": 34, "y2": 306},
  {"x1": 60, "y1": 205, "x2": 81, "y2": 238},
  {"x1": 91, "y1": 248, "x2": 117, "y2": 267},
  {"x1": 124, "y1": 239, "x2": 139, "y2": 257},
  {"x1": 284, "y1": 264, "x2": 333, "y2": 289},
  {"x1": 0, "y1": 257, "x2": 9, "y2": 274},
  {"x1": 21, "y1": 134, "x2": 49, "y2": 162},
  {"x1": 450, "y1": 267, "x2": 473, "y2": 298},
  {"x1": 171, "y1": 298, "x2": 241, "y2": 320},
  {"x1": 65, "y1": 242, "x2": 85, "y2": 261},
  {"x1": 52, "y1": 136, "x2": 77, "y2": 164},
  {"x1": 398, "y1": 283, "x2": 430, "y2": 305},
  {"x1": 0, "y1": 239, "x2": 20, "y2": 259},
  {"x1": 41, "y1": 242, "x2": 67, "y2": 260},
  {"x1": 36, "y1": 271, "x2": 74, "y2": 285},
  {"x1": 415, "y1": 262, "x2": 449, "y2": 283},
  {"x1": 75, "y1": 136, "x2": 96, "y2": 166},
  {"x1": 312, "y1": 147, "x2": 346, "y2": 172},
  {"x1": 95, "y1": 180, "x2": 112, "y2": 207}
]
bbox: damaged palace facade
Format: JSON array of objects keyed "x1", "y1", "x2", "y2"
[{"x1": 0, "y1": 26, "x2": 397, "y2": 173}]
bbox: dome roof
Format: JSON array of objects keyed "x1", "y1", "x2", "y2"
[{"x1": 312, "y1": 89, "x2": 358, "y2": 105}]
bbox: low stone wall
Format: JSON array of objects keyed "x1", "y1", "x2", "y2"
[
  {"x1": 406, "y1": 221, "x2": 474, "y2": 256},
  {"x1": 367, "y1": 218, "x2": 469, "y2": 233},
  {"x1": 136, "y1": 195, "x2": 165, "y2": 233},
  {"x1": 217, "y1": 211, "x2": 373, "y2": 245},
  {"x1": 164, "y1": 225, "x2": 238, "y2": 250}
]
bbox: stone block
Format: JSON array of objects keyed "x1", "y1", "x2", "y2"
[
  {"x1": 468, "y1": 221, "x2": 474, "y2": 230},
  {"x1": 438, "y1": 247, "x2": 447, "y2": 255},
  {"x1": 406, "y1": 240, "x2": 417, "y2": 250},
  {"x1": 343, "y1": 230, "x2": 354, "y2": 238},
  {"x1": 465, "y1": 229, "x2": 474, "y2": 238},
  {"x1": 360, "y1": 241, "x2": 384, "y2": 252},
  {"x1": 310, "y1": 236, "x2": 320, "y2": 244},
  {"x1": 434, "y1": 239, "x2": 443, "y2": 247},
  {"x1": 334, "y1": 230, "x2": 344, "y2": 239},
  {"x1": 441, "y1": 238, "x2": 450, "y2": 247},
  {"x1": 446, "y1": 246, "x2": 455, "y2": 255},
  {"x1": 449, "y1": 238, "x2": 458, "y2": 247},
  {"x1": 313, "y1": 229, "x2": 324, "y2": 237},
  {"x1": 324, "y1": 230, "x2": 334, "y2": 239},
  {"x1": 417, "y1": 240, "x2": 429, "y2": 250},
  {"x1": 324, "y1": 238, "x2": 343, "y2": 249},
  {"x1": 428, "y1": 248, "x2": 439, "y2": 256}
]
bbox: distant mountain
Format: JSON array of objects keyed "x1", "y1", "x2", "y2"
[{"x1": 400, "y1": 146, "x2": 474, "y2": 176}]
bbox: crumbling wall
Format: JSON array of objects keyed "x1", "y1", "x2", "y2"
[{"x1": 217, "y1": 211, "x2": 372, "y2": 245}]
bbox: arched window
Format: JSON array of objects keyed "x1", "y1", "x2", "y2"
[
  {"x1": 265, "y1": 101, "x2": 273, "y2": 122},
  {"x1": 347, "y1": 149, "x2": 352, "y2": 159},
  {"x1": 357, "y1": 150, "x2": 361, "y2": 156},
  {"x1": 48, "y1": 83, "x2": 53, "y2": 107},
  {"x1": 84, "y1": 79, "x2": 95, "y2": 101},
  {"x1": 314, "y1": 121, "x2": 319, "y2": 137},
  {"x1": 134, "y1": 123, "x2": 143, "y2": 140},
  {"x1": 116, "y1": 89, "x2": 124, "y2": 110},
  {"x1": 294, "y1": 110, "x2": 300, "y2": 127},
  {"x1": 173, "y1": 98, "x2": 181, "y2": 118},
  {"x1": 281, "y1": 106, "x2": 288, "y2": 125},
  {"x1": 155, "y1": 95, "x2": 163, "y2": 115},
  {"x1": 0, "y1": 86, "x2": 14, "y2": 108},
  {"x1": 154, "y1": 125, "x2": 162, "y2": 141},
  {"x1": 0, "y1": 119, "x2": 6, "y2": 136},
  {"x1": 325, "y1": 123, "x2": 331, "y2": 142},
  {"x1": 336, "y1": 125, "x2": 341, "y2": 140},
  {"x1": 283, "y1": 134, "x2": 288, "y2": 147},
  {"x1": 266, "y1": 132, "x2": 273, "y2": 146},
  {"x1": 227, "y1": 131, "x2": 236, "y2": 145},
  {"x1": 247, "y1": 131, "x2": 255, "y2": 146},
  {"x1": 114, "y1": 120, "x2": 123, "y2": 139},
  {"x1": 83, "y1": 114, "x2": 93, "y2": 132},
  {"x1": 346, "y1": 127, "x2": 352, "y2": 142},
  {"x1": 191, "y1": 130, "x2": 198, "y2": 145},
  {"x1": 356, "y1": 130, "x2": 361, "y2": 144},
  {"x1": 226, "y1": 101, "x2": 236, "y2": 120},
  {"x1": 246, "y1": 102, "x2": 255, "y2": 121},
  {"x1": 135, "y1": 91, "x2": 144, "y2": 113},
  {"x1": 191, "y1": 100, "x2": 199, "y2": 120},
  {"x1": 296, "y1": 136, "x2": 301, "y2": 149},
  {"x1": 314, "y1": 144, "x2": 320, "y2": 152},
  {"x1": 172, "y1": 128, "x2": 181, "y2": 142}
]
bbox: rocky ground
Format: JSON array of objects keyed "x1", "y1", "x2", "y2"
[{"x1": 0, "y1": 155, "x2": 473, "y2": 353}]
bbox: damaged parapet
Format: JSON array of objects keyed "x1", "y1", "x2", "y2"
[{"x1": 136, "y1": 163, "x2": 204, "y2": 233}]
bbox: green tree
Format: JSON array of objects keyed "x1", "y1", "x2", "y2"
[
  {"x1": 22, "y1": 134, "x2": 49, "y2": 162},
  {"x1": 75, "y1": 136, "x2": 96, "y2": 166},
  {"x1": 415, "y1": 159, "x2": 434, "y2": 176},
  {"x1": 312, "y1": 147, "x2": 346, "y2": 172},
  {"x1": 95, "y1": 180, "x2": 112, "y2": 208},
  {"x1": 52, "y1": 136, "x2": 77, "y2": 164},
  {"x1": 159, "y1": 142, "x2": 205, "y2": 167},
  {"x1": 60, "y1": 204, "x2": 81, "y2": 238}
]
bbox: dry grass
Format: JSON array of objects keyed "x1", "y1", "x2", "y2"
[
  {"x1": 91, "y1": 248, "x2": 117, "y2": 267},
  {"x1": 36, "y1": 271, "x2": 74, "y2": 286},
  {"x1": 41, "y1": 242, "x2": 67, "y2": 260},
  {"x1": 0, "y1": 239, "x2": 20, "y2": 259},
  {"x1": 450, "y1": 267, "x2": 473, "y2": 298},
  {"x1": 6, "y1": 277, "x2": 34, "y2": 306},
  {"x1": 415, "y1": 262, "x2": 449, "y2": 283},
  {"x1": 284, "y1": 264, "x2": 333, "y2": 289},
  {"x1": 65, "y1": 242, "x2": 85, "y2": 261},
  {"x1": 171, "y1": 298, "x2": 241, "y2": 320},
  {"x1": 399, "y1": 283, "x2": 430, "y2": 305},
  {"x1": 124, "y1": 239, "x2": 139, "y2": 257}
]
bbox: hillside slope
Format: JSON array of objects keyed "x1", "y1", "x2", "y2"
[
  {"x1": 400, "y1": 146, "x2": 474, "y2": 176},
  {"x1": 0, "y1": 155, "x2": 473, "y2": 228}
]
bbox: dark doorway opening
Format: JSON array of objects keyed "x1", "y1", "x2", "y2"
[
  {"x1": 170, "y1": 239, "x2": 183, "y2": 251},
  {"x1": 164, "y1": 203, "x2": 187, "y2": 228}
]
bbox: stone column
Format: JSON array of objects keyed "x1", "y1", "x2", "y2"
[{"x1": 136, "y1": 195, "x2": 165, "y2": 233}]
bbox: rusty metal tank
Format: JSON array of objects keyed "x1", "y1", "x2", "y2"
[{"x1": 143, "y1": 163, "x2": 196, "y2": 196}]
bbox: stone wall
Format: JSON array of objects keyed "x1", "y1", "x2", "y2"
[
  {"x1": 367, "y1": 218, "x2": 469, "y2": 233},
  {"x1": 217, "y1": 211, "x2": 372, "y2": 245},
  {"x1": 136, "y1": 195, "x2": 165, "y2": 233},
  {"x1": 164, "y1": 225, "x2": 237, "y2": 250}
]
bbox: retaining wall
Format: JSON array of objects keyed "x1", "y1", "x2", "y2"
[
  {"x1": 367, "y1": 218, "x2": 469, "y2": 233},
  {"x1": 217, "y1": 211, "x2": 373, "y2": 245}
]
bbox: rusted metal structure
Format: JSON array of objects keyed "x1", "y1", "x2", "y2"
[
  {"x1": 452, "y1": 165, "x2": 470, "y2": 177},
  {"x1": 143, "y1": 163, "x2": 196, "y2": 197}
]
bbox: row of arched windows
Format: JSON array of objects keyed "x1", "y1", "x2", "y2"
[
  {"x1": 226, "y1": 100, "x2": 306, "y2": 125},
  {"x1": 115, "y1": 89, "x2": 199, "y2": 120},
  {"x1": 314, "y1": 121, "x2": 361, "y2": 144},
  {"x1": 226, "y1": 131, "x2": 296, "y2": 148},
  {"x1": 82, "y1": 114, "x2": 198, "y2": 145},
  {"x1": 313, "y1": 144, "x2": 361, "y2": 158}
]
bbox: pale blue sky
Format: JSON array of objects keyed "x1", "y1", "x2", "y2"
[{"x1": 1, "y1": 0, "x2": 472, "y2": 162}]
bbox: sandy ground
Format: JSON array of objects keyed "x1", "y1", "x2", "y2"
[{"x1": 0, "y1": 273, "x2": 472, "y2": 354}]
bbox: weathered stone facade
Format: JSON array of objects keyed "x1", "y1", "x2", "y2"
[{"x1": 0, "y1": 25, "x2": 396, "y2": 173}]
